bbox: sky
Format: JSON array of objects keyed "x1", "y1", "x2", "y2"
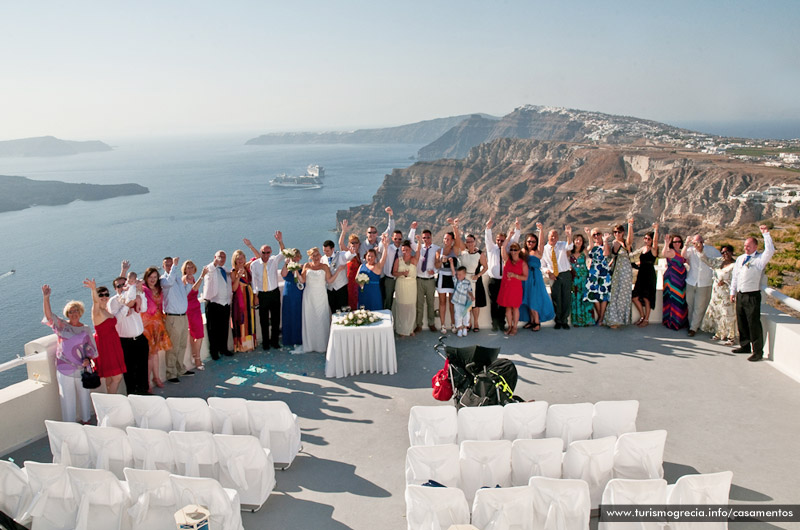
[{"x1": 1, "y1": 0, "x2": 799, "y2": 140}]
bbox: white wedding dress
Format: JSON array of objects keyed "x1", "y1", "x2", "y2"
[{"x1": 302, "y1": 268, "x2": 331, "y2": 352}]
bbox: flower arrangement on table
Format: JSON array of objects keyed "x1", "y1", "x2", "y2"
[
  {"x1": 281, "y1": 248, "x2": 299, "y2": 259},
  {"x1": 287, "y1": 261, "x2": 304, "y2": 290},
  {"x1": 338, "y1": 309, "x2": 381, "y2": 327},
  {"x1": 355, "y1": 272, "x2": 370, "y2": 291}
]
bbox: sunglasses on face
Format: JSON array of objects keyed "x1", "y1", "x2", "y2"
[
  {"x1": 367, "y1": 231, "x2": 377, "y2": 234},
  {"x1": 672, "y1": 240, "x2": 682, "y2": 245},
  {"x1": 613, "y1": 230, "x2": 623, "y2": 234},
  {"x1": 114, "y1": 284, "x2": 125, "y2": 289},
  {"x1": 98, "y1": 292, "x2": 110, "y2": 298}
]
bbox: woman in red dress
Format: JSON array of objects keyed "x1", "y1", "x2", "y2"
[
  {"x1": 345, "y1": 234, "x2": 362, "y2": 310},
  {"x1": 182, "y1": 260, "x2": 207, "y2": 370},
  {"x1": 83, "y1": 278, "x2": 126, "y2": 394},
  {"x1": 497, "y1": 242, "x2": 529, "y2": 336}
]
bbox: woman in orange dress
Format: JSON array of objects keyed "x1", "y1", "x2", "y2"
[{"x1": 142, "y1": 266, "x2": 172, "y2": 389}]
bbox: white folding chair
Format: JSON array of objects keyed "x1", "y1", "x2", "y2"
[
  {"x1": 404, "y1": 484, "x2": 470, "y2": 530},
  {"x1": 529, "y1": 477, "x2": 591, "y2": 530},
  {"x1": 128, "y1": 394, "x2": 173, "y2": 431},
  {"x1": 213, "y1": 434, "x2": 276, "y2": 512},
  {"x1": 503, "y1": 401, "x2": 549, "y2": 440},
  {"x1": 66, "y1": 467, "x2": 128, "y2": 530},
  {"x1": 593, "y1": 400, "x2": 639, "y2": 439},
  {"x1": 246, "y1": 400, "x2": 301, "y2": 468},
  {"x1": 407, "y1": 405, "x2": 458, "y2": 447},
  {"x1": 0, "y1": 460, "x2": 31, "y2": 524},
  {"x1": 457, "y1": 405, "x2": 504, "y2": 443},
  {"x1": 613, "y1": 430, "x2": 667, "y2": 480},
  {"x1": 562, "y1": 436, "x2": 616, "y2": 509},
  {"x1": 166, "y1": 397, "x2": 213, "y2": 432},
  {"x1": 510, "y1": 437, "x2": 563, "y2": 486},
  {"x1": 91, "y1": 393, "x2": 135, "y2": 429},
  {"x1": 20, "y1": 462, "x2": 76, "y2": 530},
  {"x1": 45, "y1": 420, "x2": 91, "y2": 468},
  {"x1": 405, "y1": 444, "x2": 460, "y2": 488},
  {"x1": 666, "y1": 471, "x2": 733, "y2": 530},
  {"x1": 459, "y1": 439, "x2": 512, "y2": 504},
  {"x1": 83, "y1": 425, "x2": 133, "y2": 479},
  {"x1": 170, "y1": 475, "x2": 244, "y2": 530},
  {"x1": 599, "y1": 478, "x2": 668, "y2": 530},
  {"x1": 126, "y1": 426, "x2": 175, "y2": 472},
  {"x1": 123, "y1": 468, "x2": 178, "y2": 530},
  {"x1": 208, "y1": 397, "x2": 251, "y2": 435},
  {"x1": 472, "y1": 485, "x2": 536, "y2": 530},
  {"x1": 545, "y1": 403, "x2": 594, "y2": 451},
  {"x1": 169, "y1": 430, "x2": 219, "y2": 479}
]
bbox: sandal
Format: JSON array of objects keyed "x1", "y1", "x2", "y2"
[
  {"x1": 523, "y1": 322, "x2": 534, "y2": 329},
  {"x1": 440, "y1": 327, "x2": 447, "y2": 334},
  {"x1": 472, "y1": 327, "x2": 480, "y2": 333},
  {"x1": 451, "y1": 325, "x2": 457, "y2": 334},
  {"x1": 532, "y1": 322, "x2": 541, "y2": 332}
]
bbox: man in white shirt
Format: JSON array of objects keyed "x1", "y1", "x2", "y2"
[
  {"x1": 359, "y1": 206, "x2": 394, "y2": 259},
  {"x1": 730, "y1": 225, "x2": 774, "y2": 361},
  {"x1": 682, "y1": 235, "x2": 722, "y2": 336},
  {"x1": 245, "y1": 232, "x2": 286, "y2": 350},
  {"x1": 413, "y1": 229, "x2": 441, "y2": 332},
  {"x1": 160, "y1": 256, "x2": 194, "y2": 383},
  {"x1": 485, "y1": 218, "x2": 521, "y2": 331},
  {"x1": 202, "y1": 250, "x2": 233, "y2": 360},
  {"x1": 541, "y1": 226, "x2": 574, "y2": 330},
  {"x1": 323, "y1": 239, "x2": 352, "y2": 313},
  {"x1": 107, "y1": 275, "x2": 149, "y2": 394}
]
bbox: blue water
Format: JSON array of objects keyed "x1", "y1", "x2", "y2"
[{"x1": 0, "y1": 137, "x2": 421, "y2": 387}]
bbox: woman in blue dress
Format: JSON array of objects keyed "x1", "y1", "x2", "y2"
[
  {"x1": 357, "y1": 239, "x2": 387, "y2": 311},
  {"x1": 584, "y1": 227, "x2": 612, "y2": 325},
  {"x1": 519, "y1": 223, "x2": 555, "y2": 331},
  {"x1": 280, "y1": 250, "x2": 304, "y2": 351}
]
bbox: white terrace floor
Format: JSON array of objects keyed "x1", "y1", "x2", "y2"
[{"x1": 5, "y1": 321, "x2": 800, "y2": 530}]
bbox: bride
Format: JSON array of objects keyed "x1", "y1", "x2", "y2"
[{"x1": 299, "y1": 247, "x2": 340, "y2": 352}]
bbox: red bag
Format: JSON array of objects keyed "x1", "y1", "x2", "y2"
[{"x1": 432, "y1": 359, "x2": 453, "y2": 401}]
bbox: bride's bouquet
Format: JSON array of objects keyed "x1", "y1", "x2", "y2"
[
  {"x1": 281, "y1": 248, "x2": 298, "y2": 259},
  {"x1": 356, "y1": 272, "x2": 370, "y2": 291},
  {"x1": 340, "y1": 308, "x2": 380, "y2": 327}
]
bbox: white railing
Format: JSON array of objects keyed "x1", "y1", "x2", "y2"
[
  {"x1": 0, "y1": 356, "x2": 26, "y2": 374},
  {"x1": 763, "y1": 287, "x2": 800, "y2": 313}
]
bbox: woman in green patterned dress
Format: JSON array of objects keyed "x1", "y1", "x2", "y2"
[{"x1": 569, "y1": 234, "x2": 594, "y2": 326}]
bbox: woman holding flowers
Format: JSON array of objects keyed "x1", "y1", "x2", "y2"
[
  {"x1": 299, "y1": 247, "x2": 340, "y2": 352},
  {"x1": 281, "y1": 249, "x2": 304, "y2": 351},
  {"x1": 392, "y1": 240, "x2": 419, "y2": 336},
  {"x1": 357, "y1": 235, "x2": 388, "y2": 310}
]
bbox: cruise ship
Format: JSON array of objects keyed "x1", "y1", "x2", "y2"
[
  {"x1": 270, "y1": 165, "x2": 325, "y2": 189},
  {"x1": 1, "y1": 276, "x2": 799, "y2": 529}
]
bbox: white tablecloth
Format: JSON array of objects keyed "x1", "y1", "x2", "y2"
[{"x1": 325, "y1": 310, "x2": 397, "y2": 378}]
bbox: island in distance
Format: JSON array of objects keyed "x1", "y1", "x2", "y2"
[
  {"x1": 0, "y1": 175, "x2": 149, "y2": 213},
  {"x1": 0, "y1": 136, "x2": 113, "y2": 157}
]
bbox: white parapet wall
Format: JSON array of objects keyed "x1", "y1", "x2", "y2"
[{"x1": 762, "y1": 303, "x2": 800, "y2": 384}]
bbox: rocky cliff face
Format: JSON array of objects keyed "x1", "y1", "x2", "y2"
[
  {"x1": 339, "y1": 138, "x2": 799, "y2": 240},
  {"x1": 416, "y1": 105, "x2": 691, "y2": 160}
]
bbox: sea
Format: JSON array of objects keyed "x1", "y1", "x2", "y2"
[{"x1": 0, "y1": 137, "x2": 423, "y2": 388}]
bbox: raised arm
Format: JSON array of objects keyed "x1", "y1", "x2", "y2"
[
  {"x1": 275, "y1": 231, "x2": 285, "y2": 252},
  {"x1": 536, "y1": 222, "x2": 545, "y2": 254},
  {"x1": 485, "y1": 218, "x2": 497, "y2": 251},
  {"x1": 449, "y1": 218, "x2": 466, "y2": 253},
  {"x1": 603, "y1": 233, "x2": 613, "y2": 257},
  {"x1": 338, "y1": 219, "x2": 349, "y2": 251},
  {"x1": 653, "y1": 223, "x2": 659, "y2": 257},
  {"x1": 626, "y1": 218, "x2": 634, "y2": 250},
  {"x1": 662, "y1": 234, "x2": 675, "y2": 259},
  {"x1": 42, "y1": 285, "x2": 54, "y2": 324},
  {"x1": 378, "y1": 234, "x2": 389, "y2": 269},
  {"x1": 190, "y1": 267, "x2": 207, "y2": 292},
  {"x1": 243, "y1": 238, "x2": 259, "y2": 259},
  {"x1": 82, "y1": 278, "x2": 102, "y2": 324},
  {"x1": 384, "y1": 207, "x2": 395, "y2": 236},
  {"x1": 120, "y1": 260, "x2": 130, "y2": 278}
]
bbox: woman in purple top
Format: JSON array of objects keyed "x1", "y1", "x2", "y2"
[{"x1": 42, "y1": 284, "x2": 98, "y2": 423}]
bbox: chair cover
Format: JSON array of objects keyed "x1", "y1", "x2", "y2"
[
  {"x1": 503, "y1": 401, "x2": 549, "y2": 440},
  {"x1": 562, "y1": 436, "x2": 616, "y2": 509},
  {"x1": 123, "y1": 468, "x2": 177, "y2": 530},
  {"x1": 207, "y1": 397, "x2": 251, "y2": 435},
  {"x1": 128, "y1": 394, "x2": 173, "y2": 432},
  {"x1": 404, "y1": 484, "x2": 470, "y2": 530},
  {"x1": 20, "y1": 462, "x2": 76, "y2": 530},
  {"x1": 599, "y1": 478, "x2": 667, "y2": 530},
  {"x1": 545, "y1": 403, "x2": 594, "y2": 451},
  {"x1": 510, "y1": 438, "x2": 563, "y2": 486},
  {"x1": 90, "y1": 393, "x2": 135, "y2": 429},
  {"x1": 126, "y1": 426, "x2": 175, "y2": 472},
  {"x1": 408, "y1": 406, "x2": 458, "y2": 447},
  {"x1": 457, "y1": 405, "x2": 504, "y2": 443},
  {"x1": 246, "y1": 400, "x2": 301, "y2": 467},
  {"x1": 613, "y1": 430, "x2": 667, "y2": 480},
  {"x1": 44, "y1": 420, "x2": 91, "y2": 468},
  {"x1": 405, "y1": 444, "x2": 460, "y2": 488},
  {"x1": 529, "y1": 477, "x2": 591, "y2": 530},
  {"x1": 459, "y1": 440, "x2": 512, "y2": 504},
  {"x1": 0, "y1": 460, "x2": 31, "y2": 524},
  {"x1": 592, "y1": 401, "x2": 639, "y2": 439},
  {"x1": 472, "y1": 485, "x2": 536, "y2": 530},
  {"x1": 213, "y1": 434, "x2": 276, "y2": 510},
  {"x1": 169, "y1": 430, "x2": 219, "y2": 479},
  {"x1": 83, "y1": 425, "x2": 134, "y2": 479},
  {"x1": 65, "y1": 467, "x2": 128, "y2": 530},
  {"x1": 666, "y1": 471, "x2": 733, "y2": 530},
  {"x1": 166, "y1": 397, "x2": 213, "y2": 432},
  {"x1": 170, "y1": 475, "x2": 244, "y2": 530}
]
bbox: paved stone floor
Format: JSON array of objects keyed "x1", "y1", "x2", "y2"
[{"x1": 6, "y1": 322, "x2": 800, "y2": 529}]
